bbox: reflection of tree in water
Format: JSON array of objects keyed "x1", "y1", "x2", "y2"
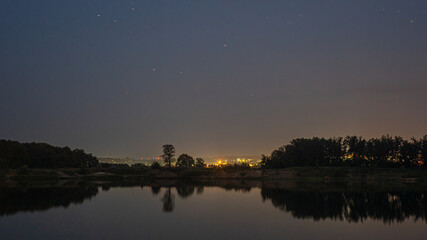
[
  {"x1": 261, "y1": 188, "x2": 427, "y2": 223},
  {"x1": 223, "y1": 186, "x2": 251, "y2": 193},
  {"x1": 176, "y1": 185, "x2": 195, "y2": 198},
  {"x1": 196, "y1": 186, "x2": 204, "y2": 194},
  {"x1": 0, "y1": 186, "x2": 98, "y2": 216},
  {"x1": 159, "y1": 185, "x2": 197, "y2": 213},
  {"x1": 162, "y1": 188, "x2": 175, "y2": 213},
  {"x1": 153, "y1": 184, "x2": 251, "y2": 213},
  {"x1": 155, "y1": 184, "x2": 199, "y2": 213},
  {"x1": 151, "y1": 186, "x2": 161, "y2": 195}
]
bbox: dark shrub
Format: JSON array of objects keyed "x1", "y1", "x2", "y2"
[{"x1": 151, "y1": 161, "x2": 161, "y2": 169}]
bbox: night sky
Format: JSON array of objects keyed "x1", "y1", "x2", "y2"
[{"x1": 1, "y1": 0, "x2": 427, "y2": 158}]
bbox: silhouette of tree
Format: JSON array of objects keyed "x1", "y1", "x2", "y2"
[
  {"x1": 370, "y1": 135, "x2": 398, "y2": 167},
  {"x1": 264, "y1": 148, "x2": 287, "y2": 168},
  {"x1": 324, "y1": 137, "x2": 345, "y2": 166},
  {"x1": 151, "y1": 161, "x2": 161, "y2": 169},
  {"x1": 344, "y1": 136, "x2": 367, "y2": 166},
  {"x1": 161, "y1": 144, "x2": 175, "y2": 167},
  {"x1": 421, "y1": 135, "x2": 427, "y2": 167},
  {"x1": 195, "y1": 157, "x2": 205, "y2": 168},
  {"x1": 262, "y1": 135, "x2": 426, "y2": 168},
  {"x1": 400, "y1": 138, "x2": 420, "y2": 167},
  {"x1": 0, "y1": 139, "x2": 98, "y2": 169},
  {"x1": 176, "y1": 154, "x2": 194, "y2": 168}
]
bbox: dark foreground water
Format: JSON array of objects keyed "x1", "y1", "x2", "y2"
[{"x1": 1, "y1": 181, "x2": 427, "y2": 240}]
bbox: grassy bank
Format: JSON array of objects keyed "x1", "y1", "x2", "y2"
[{"x1": 1, "y1": 167, "x2": 427, "y2": 183}]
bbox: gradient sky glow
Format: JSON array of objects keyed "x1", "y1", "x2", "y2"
[{"x1": 1, "y1": 0, "x2": 427, "y2": 157}]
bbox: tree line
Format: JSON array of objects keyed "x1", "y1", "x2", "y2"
[
  {"x1": 262, "y1": 135, "x2": 427, "y2": 168},
  {"x1": 159, "y1": 144, "x2": 205, "y2": 168},
  {"x1": 0, "y1": 139, "x2": 98, "y2": 169}
]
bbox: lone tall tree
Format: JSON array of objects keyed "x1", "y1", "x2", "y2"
[{"x1": 161, "y1": 144, "x2": 175, "y2": 167}]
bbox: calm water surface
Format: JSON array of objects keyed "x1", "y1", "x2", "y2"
[{"x1": 1, "y1": 181, "x2": 427, "y2": 240}]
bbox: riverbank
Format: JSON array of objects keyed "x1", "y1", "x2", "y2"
[{"x1": 2, "y1": 167, "x2": 427, "y2": 183}]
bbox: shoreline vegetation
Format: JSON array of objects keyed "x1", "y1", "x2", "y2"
[
  {"x1": 2, "y1": 167, "x2": 427, "y2": 184},
  {"x1": 1, "y1": 135, "x2": 427, "y2": 182}
]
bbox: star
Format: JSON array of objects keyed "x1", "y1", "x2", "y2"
[{"x1": 223, "y1": 44, "x2": 228, "y2": 47}]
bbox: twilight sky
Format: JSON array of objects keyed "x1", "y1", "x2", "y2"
[{"x1": 1, "y1": 0, "x2": 427, "y2": 158}]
